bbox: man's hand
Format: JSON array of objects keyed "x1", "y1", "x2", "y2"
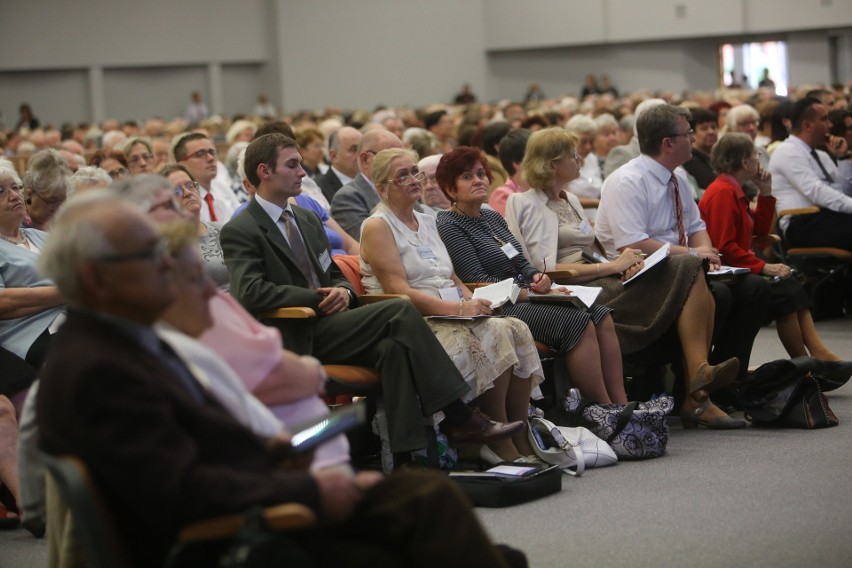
[
  {"x1": 827, "y1": 135, "x2": 848, "y2": 158},
  {"x1": 314, "y1": 469, "x2": 382, "y2": 524},
  {"x1": 692, "y1": 246, "x2": 721, "y2": 270},
  {"x1": 317, "y1": 287, "x2": 350, "y2": 315}
]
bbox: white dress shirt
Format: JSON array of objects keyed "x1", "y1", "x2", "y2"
[
  {"x1": 595, "y1": 155, "x2": 705, "y2": 256},
  {"x1": 768, "y1": 134, "x2": 852, "y2": 231}
]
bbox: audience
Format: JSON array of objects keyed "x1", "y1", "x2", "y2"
[{"x1": 0, "y1": 75, "x2": 849, "y2": 558}]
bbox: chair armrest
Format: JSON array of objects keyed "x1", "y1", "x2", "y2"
[
  {"x1": 179, "y1": 503, "x2": 317, "y2": 543},
  {"x1": 753, "y1": 234, "x2": 781, "y2": 248},
  {"x1": 358, "y1": 293, "x2": 408, "y2": 305},
  {"x1": 778, "y1": 207, "x2": 820, "y2": 219},
  {"x1": 546, "y1": 269, "x2": 579, "y2": 283},
  {"x1": 258, "y1": 307, "x2": 317, "y2": 319}
]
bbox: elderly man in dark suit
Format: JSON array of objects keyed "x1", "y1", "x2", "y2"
[
  {"x1": 37, "y1": 192, "x2": 525, "y2": 568},
  {"x1": 221, "y1": 133, "x2": 522, "y2": 459},
  {"x1": 329, "y1": 128, "x2": 405, "y2": 240},
  {"x1": 316, "y1": 125, "x2": 362, "y2": 203}
]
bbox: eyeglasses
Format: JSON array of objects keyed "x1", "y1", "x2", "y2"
[
  {"x1": 128, "y1": 153, "x2": 154, "y2": 166},
  {"x1": 0, "y1": 183, "x2": 23, "y2": 198},
  {"x1": 388, "y1": 171, "x2": 426, "y2": 186},
  {"x1": 183, "y1": 148, "x2": 217, "y2": 160},
  {"x1": 173, "y1": 180, "x2": 199, "y2": 198},
  {"x1": 96, "y1": 238, "x2": 169, "y2": 264},
  {"x1": 667, "y1": 129, "x2": 694, "y2": 139},
  {"x1": 107, "y1": 167, "x2": 129, "y2": 179}
]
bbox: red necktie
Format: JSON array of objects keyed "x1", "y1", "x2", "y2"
[
  {"x1": 669, "y1": 174, "x2": 686, "y2": 246},
  {"x1": 203, "y1": 192, "x2": 218, "y2": 222}
]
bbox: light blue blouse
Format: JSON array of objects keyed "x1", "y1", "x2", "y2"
[{"x1": 0, "y1": 228, "x2": 64, "y2": 359}]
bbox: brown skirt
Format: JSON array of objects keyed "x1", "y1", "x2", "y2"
[{"x1": 589, "y1": 255, "x2": 705, "y2": 354}]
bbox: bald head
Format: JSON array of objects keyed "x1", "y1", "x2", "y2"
[
  {"x1": 357, "y1": 129, "x2": 403, "y2": 180},
  {"x1": 330, "y1": 126, "x2": 363, "y2": 178},
  {"x1": 41, "y1": 192, "x2": 175, "y2": 320}
]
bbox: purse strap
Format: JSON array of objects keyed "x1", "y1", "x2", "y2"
[
  {"x1": 605, "y1": 402, "x2": 639, "y2": 444},
  {"x1": 546, "y1": 423, "x2": 585, "y2": 477}
]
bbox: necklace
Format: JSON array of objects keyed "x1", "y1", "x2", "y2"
[{"x1": 0, "y1": 231, "x2": 27, "y2": 246}]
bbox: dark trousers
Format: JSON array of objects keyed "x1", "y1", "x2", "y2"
[
  {"x1": 272, "y1": 299, "x2": 470, "y2": 453},
  {"x1": 0, "y1": 344, "x2": 37, "y2": 397},
  {"x1": 180, "y1": 471, "x2": 518, "y2": 568},
  {"x1": 787, "y1": 208, "x2": 852, "y2": 252},
  {"x1": 709, "y1": 275, "x2": 772, "y2": 380}
]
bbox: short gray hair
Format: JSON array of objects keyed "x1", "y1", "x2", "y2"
[
  {"x1": 0, "y1": 166, "x2": 22, "y2": 186},
  {"x1": 711, "y1": 133, "x2": 754, "y2": 174},
  {"x1": 726, "y1": 104, "x2": 759, "y2": 131},
  {"x1": 119, "y1": 136, "x2": 153, "y2": 156},
  {"x1": 23, "y1": 149, "x2": 70, "y2": 198},
  {"x1": 67, "y1": 166, "x2": 112, "y2": 197},
  {"x1": 39, "y1": 191, "x2": 121, "y2": 306},
  {"x1": 565, "y1": 115, "x2": 597, "y2": 136},
  {"x1": 110, "y1": 173, "x2": 172, "y2": 211}
]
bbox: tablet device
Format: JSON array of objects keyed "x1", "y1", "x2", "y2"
[{"x1": 284, "y1": 402, "x2": 367, "y2": 456}]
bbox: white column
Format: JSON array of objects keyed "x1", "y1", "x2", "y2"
[
  {"x1": 88, "y1": 65, "x2": 105, "y2": 124},
  {"x1": 207, "y1": 61, "x2": 224, "y2": 116}
]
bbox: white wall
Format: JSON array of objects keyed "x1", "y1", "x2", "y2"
[
  {"x1": 0, "y1": 0, "x2": 849, "y2": 127},
  {"x1": 487, "y1": 39, "x2": 721, "y2": 101},
  {"x1": 270, "y1": 0, "x2": 488, "y2": 112}
]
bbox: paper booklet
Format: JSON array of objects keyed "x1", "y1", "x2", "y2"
[
  {"x1": 471, "y1": 278, "x2": 520, "y2": 309},
  {"x1": 622, "y1": 243, "x2": 671, "y2": 285},
  {"x1": 528, "y1": 284, "x2": 602, "y2": 309},
  {"x1": 707, "y1": 266, "x2": 750, "y2": 276}
]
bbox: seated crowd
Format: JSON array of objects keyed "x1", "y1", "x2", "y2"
[{"x1": 0, "y1": 79, "x2": 850, "y2": 566}]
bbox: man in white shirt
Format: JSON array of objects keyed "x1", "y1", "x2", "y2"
[
  {"x1": 171, "y1": 132, "x2": 241, "y2": 223},
  {"x1": 596, "y1": 104, "x2": 770, "y2": 383},
  {"x1": 769, "y1": 96, "x2": 852, "y2": 251}
]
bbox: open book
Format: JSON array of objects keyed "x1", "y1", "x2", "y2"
[
  {"x1": 471, "y1": 278, "x2": 520, "y2": 308},
  {"x1": 707, "y1": 266, "x2": 750, "y2": 277},
  {"x1": 622, "y1": 243, "x2": 670, "y2": 285},
  {"x1": 528, "y1": 284, "x2": 602, "y2": 309}
]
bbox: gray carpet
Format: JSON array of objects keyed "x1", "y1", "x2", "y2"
[{"x1": 3, "y1": 318, "x2": 851, "y2": 567}]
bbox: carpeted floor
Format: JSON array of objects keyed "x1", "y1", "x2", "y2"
[{"x1": 3, "y1": 317, "x2": 851, "y2": 567}]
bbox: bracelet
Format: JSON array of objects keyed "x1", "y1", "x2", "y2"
[
  {"x1": 595, "y1": 264, "x2": 600, "y2": 276},
  {"x1": 459, "y1": 299, "x2": 465, "y2": 316},
  {"x1": 688, "y1": 247, "x2": 698, "y2": 256}
]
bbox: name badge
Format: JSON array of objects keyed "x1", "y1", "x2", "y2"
[
  {"x1": 438, "y1": 287, "x2": 463, "y2": 301},
  {"x1": 501, "y1": 242, "x2": 520, "y2": 259},
  {"x1": 317, "y1": 250, "x2": 331, "y2": 272},
  {"x1": 417, "y1": 246, "x2": 437, "y2": 260},
  {"x1": 578, "y1": 219, "x2": 593, "y2": 236}
]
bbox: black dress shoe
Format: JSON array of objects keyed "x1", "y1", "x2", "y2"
[{"x1": 442, "y1": 408, "x2": 524, "y2": 445}]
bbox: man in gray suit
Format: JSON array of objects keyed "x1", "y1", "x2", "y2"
[
  {"x1": 316, "y1": 126, "x2": 362, "y2": 203},
  {"x1": 330, "y1": 129, "x2": 403, "y2": 240},
  {"x1": 221, "y1": 133, "x2": 523, "y2": 459}
]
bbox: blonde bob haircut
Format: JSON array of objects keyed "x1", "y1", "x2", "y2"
[
  {"x1": 522, "y1": 127, "x2": 579, "y2": 190},
  {"x1": 370, "y1": 148, "x2": 420, "y2": 193}
]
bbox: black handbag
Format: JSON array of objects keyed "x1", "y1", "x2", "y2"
[
  {"x1": 735, "y1": 357, "x2": 843, "y2": 429},
  {"x1": 449, "y1": 465, "x2": 562, "y2": 507}
]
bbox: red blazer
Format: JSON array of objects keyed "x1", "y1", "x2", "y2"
[{"x1": 699, "y1": 174, "x2": 776, "y2": 274}]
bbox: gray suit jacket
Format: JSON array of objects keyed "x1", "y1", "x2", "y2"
[{"x1": 329, "y1": 172, "x2": 379, "y2": 241}]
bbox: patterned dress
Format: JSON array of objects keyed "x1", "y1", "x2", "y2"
[{"x1": 361, "y1": 206, "x2": 544, "y2": 401}]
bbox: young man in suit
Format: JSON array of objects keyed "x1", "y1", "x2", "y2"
[
  {"x1": 221, "y1": 133, "x2": 523, "y2": 459},
  {"x1": 37, "y1": 192, "x2": 525, "y2": 568}
]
